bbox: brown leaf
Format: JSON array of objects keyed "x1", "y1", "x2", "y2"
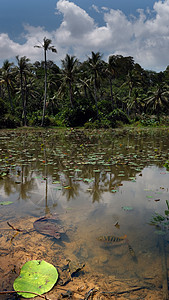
[{"x1": 33, "y1": 216, "x2": 65, "y2": 239}]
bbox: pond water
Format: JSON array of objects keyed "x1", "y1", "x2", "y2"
[{"x1": 0, "y1": 127, "x2": 169, "y2": 296}]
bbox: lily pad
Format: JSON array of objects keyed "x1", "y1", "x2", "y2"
[
  {"x1": 13, "y1": 260, "x2": 58, "y2": 298},
  {"x1": 0, "y1": 201, "x2": 13, "y2": 205},
  {"x1": 122, "y1": 206, "x2": 133, "y2": 211}
]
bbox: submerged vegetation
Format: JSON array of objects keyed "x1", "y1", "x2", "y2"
[{"x1": 0, "y1": 38, "x2": 169, "y2": 129}]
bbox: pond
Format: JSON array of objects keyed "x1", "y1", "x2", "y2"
[{"x1": 0, "y1": 127, "x2": 169, "y2": 299}]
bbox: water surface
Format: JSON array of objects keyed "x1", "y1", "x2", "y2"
[{"x1": 0, "y1": 128, "x2": 169, "y2": 285}]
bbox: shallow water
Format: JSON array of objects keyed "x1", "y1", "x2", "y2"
[{"x1": 0, "y1": 128, "x2": 169, "y2": 289}]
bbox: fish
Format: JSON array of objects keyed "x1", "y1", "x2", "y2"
[
  {"x1": 126, "y1": 239, "x2": 138, "y2": 262},
  {"x1": 96, "y1": 234, "x2": 127, "y2": 242}
]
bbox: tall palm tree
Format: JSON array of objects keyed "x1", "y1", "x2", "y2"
[
  {"x1": 0, "y1": 60, "x2": 14, "y2": 111},
  {"x1": 105, "y1": 56, "x2": 117, "y2": 108},
  {"x1": 87, "y1": 52, "x2": 103, "y2": 118},
  {"x1": 34, "y1": 37, "x2": 57, "y2": 126},
  {"x1": 144, "y1": 84, "x2": 169, "y2": 117},
  {"x1": 16, "y1": 56, "x2": 32, "y2": 126},
  {"x1": 61, "y1": 54, "x2": 79, "y2": 108}
]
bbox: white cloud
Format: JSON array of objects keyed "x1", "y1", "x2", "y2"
[
  {"x1": 91, "y1": 5, "x2": 100, "y2": 13},
  {"x1": 1, "y1": 0, "x2": 169, "y2": 71}
]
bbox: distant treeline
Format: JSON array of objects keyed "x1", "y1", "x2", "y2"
[{"x1": 0, "y1": 38, "x2": 169, "y2": 128}]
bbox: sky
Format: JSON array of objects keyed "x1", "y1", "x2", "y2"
[{"x1": 0, "y1": 0, "x2": 169, "y2": 71}]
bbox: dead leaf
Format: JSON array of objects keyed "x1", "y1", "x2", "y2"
[{"x1": 33, "y1": 216, "x2": 65, "y2": 239}]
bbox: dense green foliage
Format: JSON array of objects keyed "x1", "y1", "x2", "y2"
[{"x1": 0, "y1": 45, "x2": 169, "y2": 128}]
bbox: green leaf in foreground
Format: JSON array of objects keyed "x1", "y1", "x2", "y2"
[
  {"x1": 0, "y1": 201, "x2": 13, "y2": 205},
  {"x1": 13, "y1": 260, "x2": 58, "y2": 298}
]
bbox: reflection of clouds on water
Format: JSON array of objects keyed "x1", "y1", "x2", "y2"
[
  {"x1": 0, "y1": 187, "x2": 9, "y2": 199},
  {"x1": 28, "y1": 175, "x2": 62, "y2": 209},
  {"x1": 98, "y1": 166, "x2": 169, "y2": 235}
]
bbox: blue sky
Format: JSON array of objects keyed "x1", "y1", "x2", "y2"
[{"x1": 0, "y1": 0, "x2": 168, "y2": 71}]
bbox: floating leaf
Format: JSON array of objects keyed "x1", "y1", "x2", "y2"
[
  {"x1": 0, "y1": 201, "x2": 13, "y2": 205},
  {"x1": 64, "y1": 186, "x2": 71, "y2": 189},
  {"x1": 84, "y1": 178, "x2": 94, "y2": 183},
  {"x1": 122, "y1": 206, "x2": 133, "y2": 211},
  {"x1": 154, "y1": 230, "x2": 166, "y2": 235},
  {"x1": 13, "y1": 260, "x2": 58, "y2": 298},
  {"x1": 129, "y1": 177, "x2": 136, "y2": 181}
]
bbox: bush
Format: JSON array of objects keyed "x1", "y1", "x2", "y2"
[
  {"x1": 0, "y1": 114, "x2": 20, "y2": 128},
  {"x1": 60, "y1": 106, "x2": 94, "y2": 127},
  {"x1": 28, "y1": 111, "x2": 42, "y2": 126},
  {"x1": 139, "y1": 114, "x2": 159, "y2": 127},
  {"x1": 108, "y1": 109, "x2": 130, "y2": 127}
]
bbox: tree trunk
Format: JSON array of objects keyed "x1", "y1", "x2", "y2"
[
  {"x1": 109, "y1": 77, "x2": 114, "y2": 109},
  {"x1": 7, "y1": 82, "x2": 13, "y2": 111},
  {"x1": 23, "y1": 75, "x2": 28, "y2": 126},
  {"x1": 41, "y1": 49, "x2": 47, "y2": 126},
  {"x1": 69, "y1": 80, "x2": 74, "y2": 109},
  {"x1": 94, "y1": 70, "x2": 98, "y2": 118},
  {"x1": 20, "y1": 71, "x2": 26, "y2": 126}
]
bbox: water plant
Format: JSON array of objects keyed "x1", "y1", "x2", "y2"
[{"x1": 150, "y1": 200, "x2": 169, "y2": 234}]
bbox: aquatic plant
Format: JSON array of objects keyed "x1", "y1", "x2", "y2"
[
  {"x1": 163, "y1": 160, "x2": 169, "y2": 171},
  {"x1": 150, "y1": 200, "x2": 169, "y2": 234}
]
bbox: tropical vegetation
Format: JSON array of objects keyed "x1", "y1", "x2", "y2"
[{"x1": 0, "y1": 38, "x2": 169, "y2": 129}]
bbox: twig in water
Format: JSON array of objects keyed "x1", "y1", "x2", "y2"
[
  {"x1": 101, "y1": 285, "x2": 157, "y2": 296},
  {"x1": 7, "y1": 221, "x2": 30, "y2": 233},
  {"x1": 0, "y1": 290, "x2": 51, "y2": 299}
]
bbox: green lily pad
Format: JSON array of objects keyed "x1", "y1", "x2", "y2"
[
  {"x1": 122, "y1": 206, "x2": 133, "y2": 211},
  {"x1": 13, "y1": 260, "x2": 58, "y2": 298},
  {"x1": 0, "y1": 201, "x2": 13, "y2": 205}
]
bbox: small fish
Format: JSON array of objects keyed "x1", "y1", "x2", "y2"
[
  {"x1": 126, "y1": 240, "x2": 138, "y2": 262},
  {"x1": 128, "y1": 244, "x2": 136, "y2": 257},
  {"x1": 96, "y1": 234, "x2": 127, "y2": 242}
]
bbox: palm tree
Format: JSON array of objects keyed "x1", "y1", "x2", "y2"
[
  {"x1": 105, "y1": 56, "x2": 118, "y2": 108},
  {"x1": 0, "y1": 60, "x2": 14, "y2": 111},
  {"x1": 16, "y1": 56, "x2": 32, "y2": 126},
  {"x1": 34, "y1": 37, "x2": 57, "y2": 126},
  {"x1": 87, "y1": 52, "x2": 103, "y2": 118},
  {"x1": 144, "y1": 84, "x2": 169, "y2": 117},
  {"x1": 61, "y1": 54, "x2": 79, "y2": 108}
]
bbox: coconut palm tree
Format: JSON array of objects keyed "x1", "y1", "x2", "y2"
[
  {"x1": 34, "y1": 37, "x2": 57, "y2": 126},
  {"x1": 61, "y1": 54, "x2": 79, "y2": 109},
  {"x1": 0, "y1": 60, "x2": 14, "y2": 111},
  {"x1": 87, "y1": 52, "x2": 104, "y2": 118},
  {"x1": 144, "y1": 84, "x2": 169, "y2": 117},
  {"x1": 15, "y1": 56, "x2": 32, "y2": 126}
]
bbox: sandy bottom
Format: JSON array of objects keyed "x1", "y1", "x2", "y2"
[{"x1": 0, "y1": 216, "x2": 166, "y2": 300}]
